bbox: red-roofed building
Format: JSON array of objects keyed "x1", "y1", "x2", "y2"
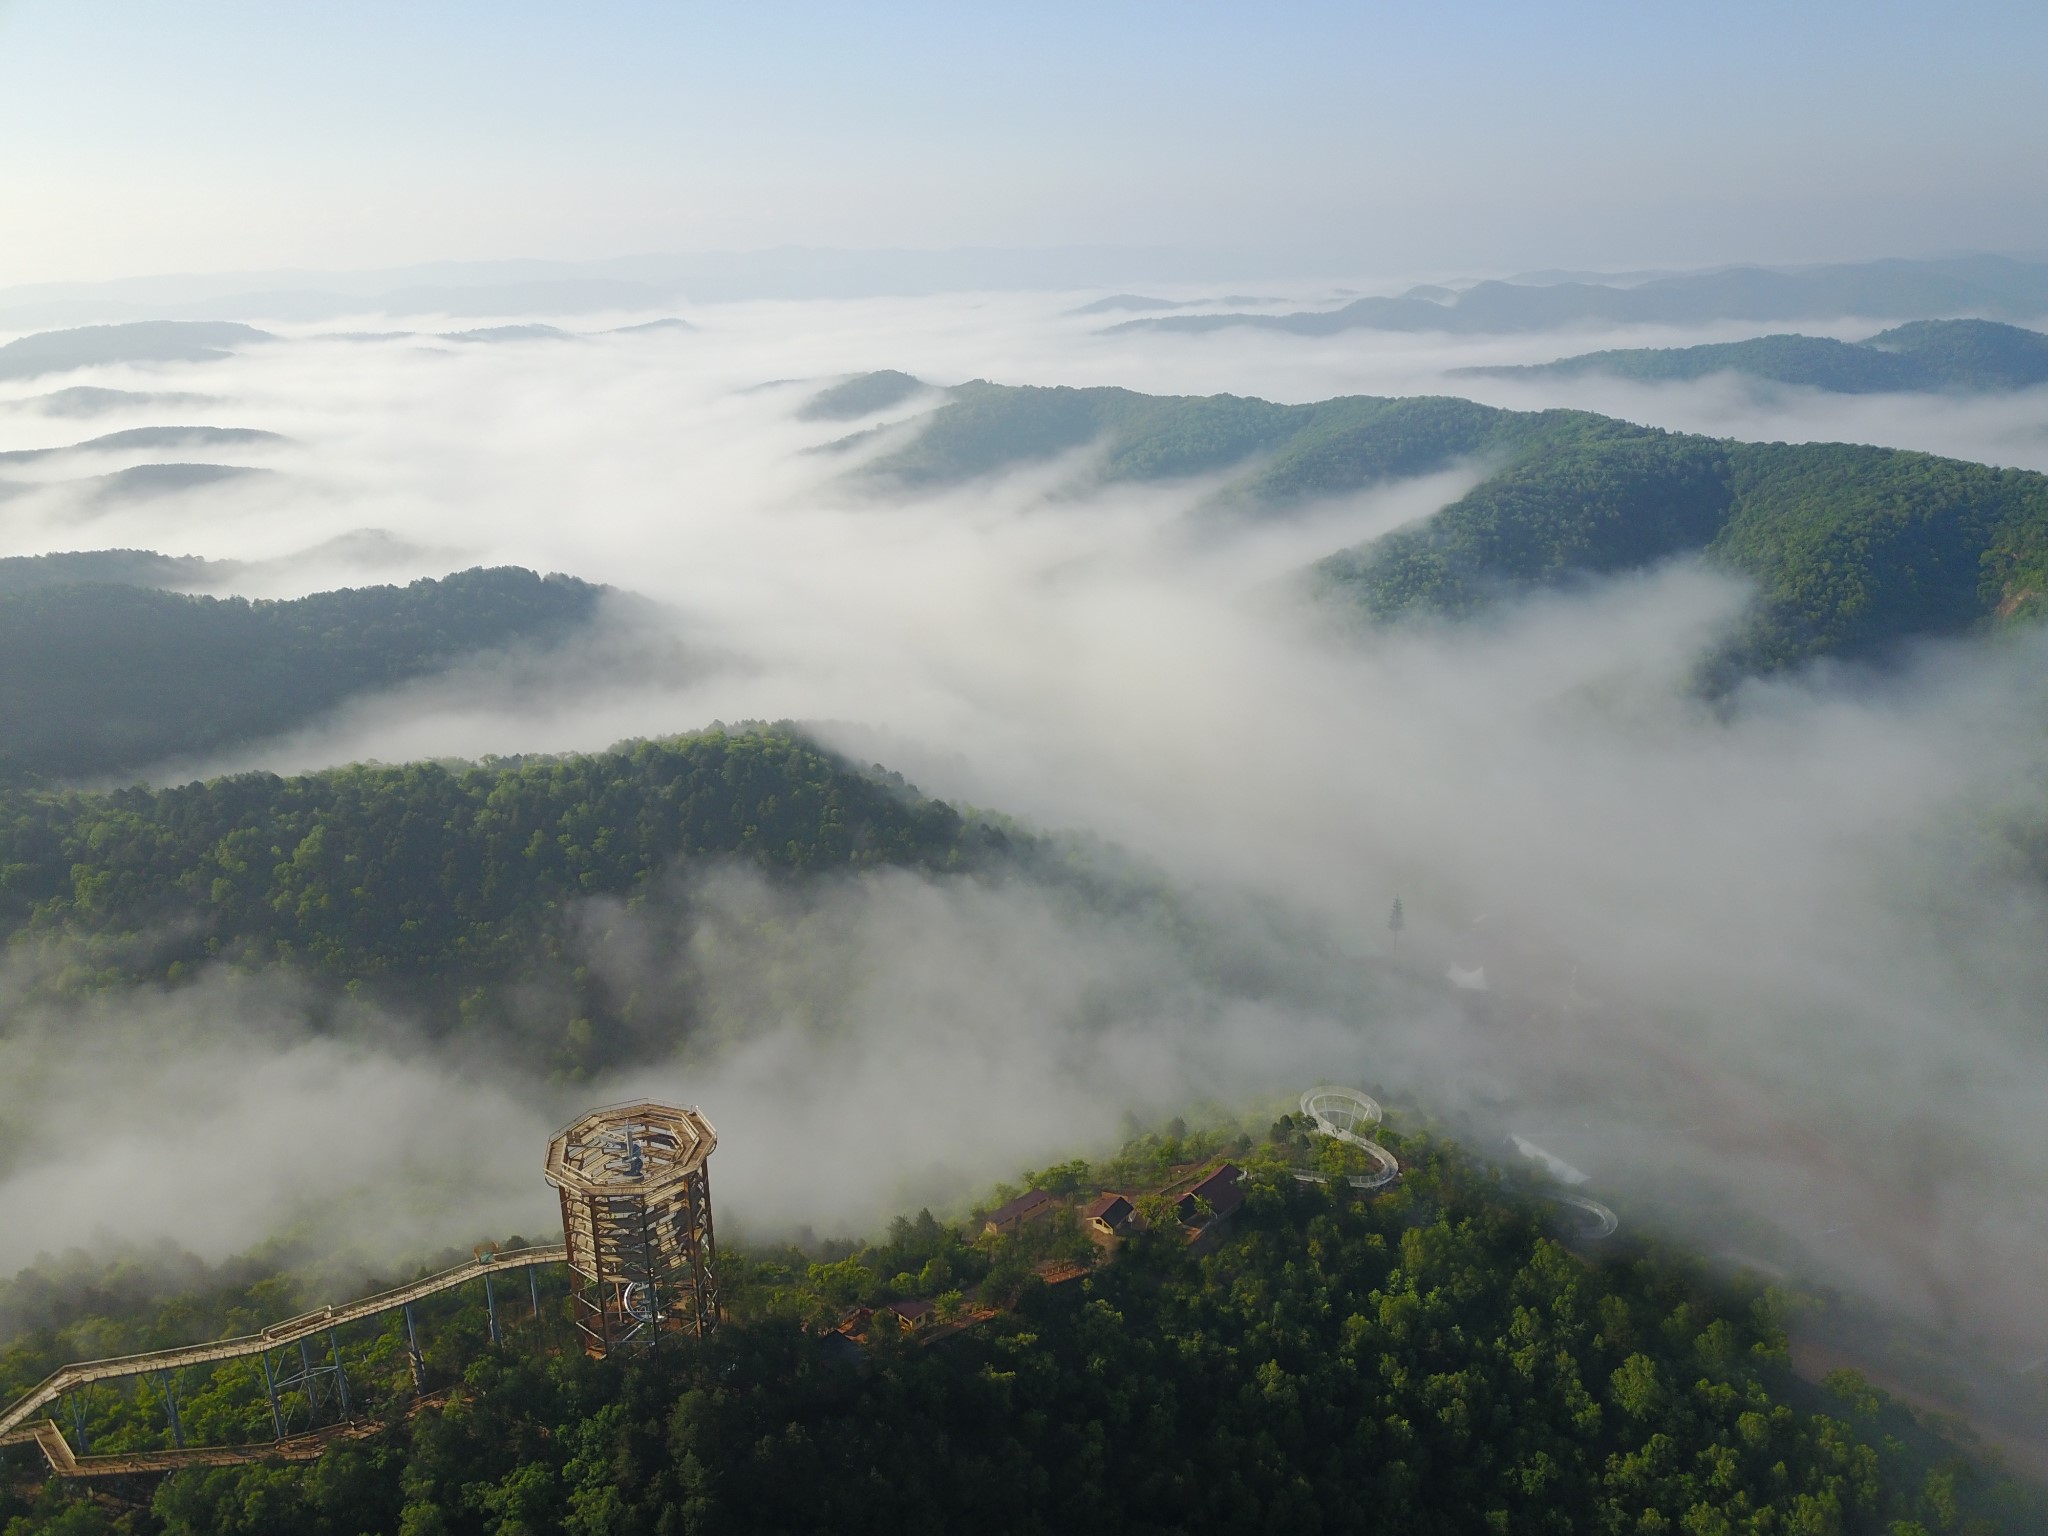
[{"x1": 1177, "y1": 1164, "x2": 1246, "y2": 1226}]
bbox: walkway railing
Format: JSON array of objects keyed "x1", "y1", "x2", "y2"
[{"x1": 0, "y1": 1244, "x2": 565, "y2": 1476}]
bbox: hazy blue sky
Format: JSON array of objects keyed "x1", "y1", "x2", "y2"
[{"x1": 1, "y1": 0, "x2": 2041, "y2": 285}]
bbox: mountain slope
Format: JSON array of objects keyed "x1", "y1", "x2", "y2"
[
  {"x1": 0, "y1": 566, "x2": 604, "y2": 781},
  {"x1": 0, "y1": 726, "x2": 1016, "y2": 1072},
  {"x1": 798, "y1": 368, "x2": 926, "y2": 420},
  {"x1": 1464, "y1": 318, "x2": 2048, "y2": 393},
  {"x1": 844, "y1": 377, "x2": 2048, "y2": 671},
  {"x1": 1314, "y1": 433, "x2": 2048, "y2": 675},
  {"x1": 0, "y1": 549, "x2": 221, "y2": 593},
  {"x1": 0, "y1": 321, "x2": 273, "y2": 380},
  {"x1": 9, "y1": 386, "x2": 219, "y2": 418},
  {"x1": 7, "y1": 1119, "x2": 2040, "y2": 1535},
  {"x1": 0, "y1": 426, "x2": 287, "y2": 464}
]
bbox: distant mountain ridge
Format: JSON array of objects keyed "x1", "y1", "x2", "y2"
[
  {"x1": 5, "y1": 386, "x2": 219, "y2": 418},
  {"x1": 0, "y1": 425, "x2": 287, "y2": 464},
  {"x1": 1108, "y1": 256, "x2": 2048, "y2": 336},
  {"x1": 0, "y1": 549, "x2": 219, "y2": 593},
  {"x1": 0, "y1": 320, "x2": 272, "y2": 380},
  {"x1": 1462, "y1": 318, "x2": 2048, "y2": 393},
  {"x1": 828, "y1": 373, "x2": 2048, "y2": 677}
]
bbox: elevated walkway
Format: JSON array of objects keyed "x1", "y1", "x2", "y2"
[{"x1": 0, "y1": 1244, "x2": 564, "y2": 1476}]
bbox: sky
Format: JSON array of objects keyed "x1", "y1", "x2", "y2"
[{"x1": 1, "y1": 0, "x2": 2044, "y2": 287}]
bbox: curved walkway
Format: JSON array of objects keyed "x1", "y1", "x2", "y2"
[
  {"x1": 1550, "y1": 1192, "x2": 1619, "y2": 1240},
  {"x1": 0, "y1": 1244, "x2": 564, "y2": 1476},
  {"x1": 1298, "y1": 1086, "x2": 1401, "y2": 1190}
]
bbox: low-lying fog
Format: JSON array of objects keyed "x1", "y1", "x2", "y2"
[{"x1": 2, "y1": 293, "x2": 2046, "y2": 1423}]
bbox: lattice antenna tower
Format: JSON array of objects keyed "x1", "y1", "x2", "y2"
[{"x1": 543, "y1": 1101, "x2": 720, "y2": 1357}]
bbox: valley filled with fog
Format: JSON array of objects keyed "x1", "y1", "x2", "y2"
[{"x1": 2, "y1": 278, "x2": 2048, "y2": 1481}]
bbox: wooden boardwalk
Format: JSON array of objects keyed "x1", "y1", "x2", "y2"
[{"x1": 0, "y1": 1245, "x2": 564, "y2": 1477}]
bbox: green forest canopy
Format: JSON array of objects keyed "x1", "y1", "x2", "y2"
[
  {"x1": 2, "y1": 1115, "x2": 2037, "y2": 1535},
  {"x1": 839, "y1": 377, "x2": 2048, "y2": 673},
  {"x1": 0, "y1": 727, "x2": 1018, "y2": 1074},
  {"x1": 0, "y1": 567, "x2": 604, "y2": 783},
  {"x1": 796, "y1": 369, "x2": 925, "y2": 421},
  {"x1": 1461, "y1": 320, "x2": 2048, "y2": 394}
]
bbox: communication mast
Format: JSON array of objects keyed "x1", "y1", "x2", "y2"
[{"x1": 543, "y1": 1100, "x2": 721, "y2": 1356}]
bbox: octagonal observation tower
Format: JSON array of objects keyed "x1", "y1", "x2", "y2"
[{"x1": 544, "y1": 1101, "x2": 720, "y2": 1356}]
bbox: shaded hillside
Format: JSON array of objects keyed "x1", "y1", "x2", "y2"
[
  {"x1": 0, "y1": 321, "x2": 272, "y2": 380},
  {"x1": 0, "y1": 727, "x2": 1016, "y2": 1071},
  {"x1": 1867, "y1": 318, "x2": 2048, "y2": 389},
  {"x1": 851, "y1": 378, "x2": 2048, "y2": 672},
  {"x1": 1314, "y1": 435, "x2": 2048, "y2": 676},
  {"x1": 1465, "y1": 318, "x2": 2048, "y2": 393},
  {"x1": 1107, "y1": 255, "x2": 2048, "y2": 336},
  {"x1": 0, "y1": 567, "x2": 603, "y2": 781},
  {"x1": 797, "y1": 368, "x2": 925, "y2": 420},
  {"x1": 0, "y1": 548, "x2": 222, "y2": 593}
]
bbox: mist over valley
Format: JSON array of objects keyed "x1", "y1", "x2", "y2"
[{"x1": 3, "y1": 6, "x2": 2047, "y2": 1524}]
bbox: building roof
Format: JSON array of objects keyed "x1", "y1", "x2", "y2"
[
  {"x1": 543, "y1": 1101, "x2": 716, "y2": 1200},
  {"x1": 1178, "y1": 1164, "x2": 1246, "y2": 1221},
  {"x1": 1083, "y1": 1192, "x2": 1135, "y2": 1227},
  {"x1": 882, "y1": 1298, "x2": 934, "y2": 1322},
  {"x1": 983, "y1": 1188, "x2": 1056, "y2": 1227}
]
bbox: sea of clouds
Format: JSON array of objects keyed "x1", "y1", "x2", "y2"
[{"x1": 2, "y1": 291, "x2": 2046, "y2": 1435}]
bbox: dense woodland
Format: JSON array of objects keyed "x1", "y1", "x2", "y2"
[
  {"x1": 0, "y1": 552, "x2": 221, "y2": 595},
  {"x1": 0, "y1": 727, "x2": 1024, "y2": 1074},
  {"x1": 796, "y1": 370, "x2": 924, "y2": 421},
  {"x1": 0, "y1": 568, "x2": 603, "y2": 782},
  {"x1": 2, "y1": 1119, "x2": 2037, "y2": 1535},
  {"x1": 1467, "y1": 320, "x2": 2048, "y2": 394},
  {"x1": 841, "y1": 379, "x2": 2048, "y2": 672}
]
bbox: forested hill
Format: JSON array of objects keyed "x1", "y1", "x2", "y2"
[
  {"x1": 0, "y1": 728, "x2": 1016, "y2": 1072},
  {"x1": 1315, "y1": 436, "x2": 2048, "y2": 678},
  {"x1": 6, "y1": 1118, "x2": 2040, "y2": 1534},
  {"x1": 0, "y1": 320, "x2": 273, "y2": 380},
  {"x1": 0, "y1": 567, "x2": 603, "y2": 782},
  {"x1": 0, "y1": 548, "x2": 221, "y2": 594},
  {"x1": 797, "y1": 368, "x2": 925, "y2": 420},
  {"x1": 1103, "y1": 254, "x2": 2048, "y2": 336},
  {"x1": 842, "y1": 377, "x2": 2048, "y2": 674},
  {"x1": 1464, "y1": 318, "x2": 2048, "y2": 394}
]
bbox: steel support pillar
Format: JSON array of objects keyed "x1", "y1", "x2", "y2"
[
  {"x1": 328, "y1": 1328, "x2": 351, "y2": 1420},
  {"x1": 156, "y1": 1371, "x2": 184, "y2": 1448},
  {"x1": 484, "y1": 1273, "x2": 501, "y2": 1346},
  {"x1": 403, "y1": 1303, "x2": 426, "y2": 1392},
  {"x1": 259, "y1": 1350, "x2": 284, "y2": 1440}
]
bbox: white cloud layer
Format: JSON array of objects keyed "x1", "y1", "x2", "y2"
[{"x1": 0, "y1": 295, "x2": 2045, "y2": 1425}]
